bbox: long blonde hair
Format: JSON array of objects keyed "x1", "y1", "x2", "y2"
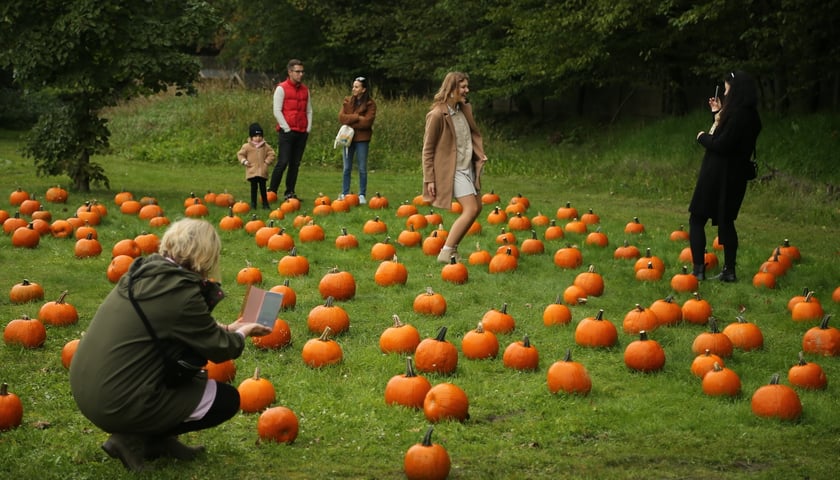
[
  {"x1": 159, "y1": 218, "x2": 221, "y2": 280},
  {"x1": 432, "y1": 71, "x2": 469, "y2": 107}
]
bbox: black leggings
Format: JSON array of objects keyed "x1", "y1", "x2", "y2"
[
  {"x1": 689, "y1": 213, "x2": 738, "y2": 269},
  {"x1": 163, "y1": 382, "x2": 240, "y2": 437}
]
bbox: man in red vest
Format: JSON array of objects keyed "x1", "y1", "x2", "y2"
[{"x1": 269, "y1": 59, "x2": 312, "y2": 200}]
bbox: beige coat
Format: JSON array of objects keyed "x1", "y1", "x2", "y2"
[
  {"x1": 237, "y1": 141, "x2": 276, "y2": 180},
  {"x1": 421, "y1": 102, "x2": 486, "y2": 209}
]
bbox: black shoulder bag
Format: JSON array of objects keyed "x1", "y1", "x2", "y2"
[{"x1": 127, "y1": 273, "x2": 206, "y2": 387}]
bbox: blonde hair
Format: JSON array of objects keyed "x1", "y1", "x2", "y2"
[
  {"x1": 432, "y1": 71, "x2": 469, "y2": 106},
  {"x1": 159, "y1": 218, "x2": 221, "y2": 279}
]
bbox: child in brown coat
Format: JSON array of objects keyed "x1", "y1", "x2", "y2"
[{"x1": 237, "y1": 123, "x2": 276, "y2": 209}]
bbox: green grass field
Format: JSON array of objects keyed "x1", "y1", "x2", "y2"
[{"x1": 0, "y1": 86, "x2": 838, "y2": 479}]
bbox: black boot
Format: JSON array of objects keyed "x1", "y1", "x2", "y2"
[
  {"x1": 691, "y1": 264, "x2": 705, "y2": 281},
  {"x1": 145, "y1": 436, "x2": 205, "y2": 461},
  {"x1": 102, "y1": 433, "x2": 149, "y2": 471},
  {"x1": 712, "y1": 265, "x2": 737, "y2": 282}
]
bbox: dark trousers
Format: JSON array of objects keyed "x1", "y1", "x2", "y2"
[
  {"x1": 249, "y1": 177, "x2": 269, "y2": 207},
  {"x1": 689, "y1": 213, "x2": 738, "y2": 270},
  {"x1": 269, "y1": 130, "x2": 308, "y2": 197},
  {"x1": 162, "y1": 382, "x2": 240, "y2": 437}
]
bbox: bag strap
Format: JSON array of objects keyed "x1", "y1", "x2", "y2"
[{"x1": 127, "y1": 273, "x2": 169, "y2": 357}]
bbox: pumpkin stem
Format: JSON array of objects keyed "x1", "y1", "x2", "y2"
[
  {"x1": 819, "y1": 314, "x2": 832, "y2": 330},
  {"x1": 392, "y1": 314, "x2": 404, "y2": 328},
  {"x1": 681, "y1": 265, "x2": 689, "y2": 274},
  {"x1": 283, "y1": 279, "x2": 291, "y2": 287},
  {"x1": 56, "y1": 290, "x2": 69, "y2": 304},
  {"x1": 712, "y1": 362, "x2": 723, "y2": 372},
  {"x1": 421, "y1": 425, "x2": 435, "y2": 447},
  {"x1": 704, "y1": 349, "x2": 711, "y2": 356},
  {"x1": 522, "y1": 335, "x2": 531, "y2": 348},
  {"x1": 563, "y1": 348, "x2": 572, "y2": 362},
  {"x1": 434, "y1": 326, "x2": 448, "y2": 342},
  {"x1": 595, "y1": 309, "x2": 605, "y2": 321},
  {"x1": 500, "y1": 302, "x2": 509, "y2": 314},
  {"x1": 404, "y1": 356, "x2": 418, "y2": 378},
  {"x1": 634, "y1": 304, "x2": 644, "y2": 312},
  {"x1": 475, "y1": 322, "x2": 485, "y2": 333},
  {"x1": 449, "y1": 255, "x2": 457, "y2": 265},
  {"x1": 554, "y1": 293, "x2": 564, "y2": 304},
  {"x1": 320, "y1": 326, "x2": 334, "y2": 341},
  {"x1": 769, "y1": 373, "x2": 781, "y2": 385},
  {"x1": 804, "y1": 291, "x2": 814, "y2": 303},
  {"x1": 798, "y1": 351, "x2": 807, "y2": 366},
  {"x1": 530, "y1": 229, "x2": 538, "y2": 240},
  {"x1": 639, "y1": 330, "x2": 649, "y2": 341},
  {"x1": 253, "y1": 367, "x2": 261, "y2": 380},
  {"x1": 0, "y1": 383, "x2": 9, "y2": 396},
  {"x1": 324, "y1": 296, "x2": 335, "y2": 307},
  {"x1": 708, "y1": 316, "x2": 720, "y2": 333}
]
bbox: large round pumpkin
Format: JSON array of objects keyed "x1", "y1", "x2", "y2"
[
  {"x1": 237, "y1": 367, "x2": 276, "y2": 413},
  {"x1": 414, "y1": 326, "x2": 458, "y2": 375},
  {"x1": 423, "y1": 382, "x2": 469, "y2": 423},
  {"x1": 385, "y1": 357, "x2": 432, "y2": 409},
  {"x1": 404, "y1": 426, "x2": 451, "y2": 480},
  {"x1": 547, "y1": 349, "x2": 592, "y2": 395},
  {"x1": 257, "y1": 406, "x2": 299, "y2": 444},
  {"x1": 751, "y1": 373, "x2": 802, "y2": 421}
]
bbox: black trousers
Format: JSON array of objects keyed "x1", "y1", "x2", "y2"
[
  {"x1": 163, "y1": 382, "x2": 240, "y2": 437},
  {"x1": 269, "y1": 130, "x2": 308, "y2": 196},
  {"x1": 689, "y1": 213, "x2": 738, "y2": 270},
  {"x1": 249, "y1": 177, "x2": 269, "y2": 207}
]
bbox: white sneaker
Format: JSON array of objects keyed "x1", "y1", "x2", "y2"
[
  {"x1": 338, "y1": 194, "x2": 345, "y2": 200},
  {"x1": 358, "y1": 194, "x2": 366, "y2": 205}
]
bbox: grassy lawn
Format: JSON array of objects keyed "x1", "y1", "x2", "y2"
[{"x1": 0, "y1": 88, "x2": 838, "y2": 479}]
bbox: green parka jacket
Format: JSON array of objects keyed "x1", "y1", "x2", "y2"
[{"x1": 69, "y1": 254, "x2": 245, "y2": 434}]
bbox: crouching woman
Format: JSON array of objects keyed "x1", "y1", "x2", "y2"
[{"x1": 69, "y1": 218, "x2": 271, "y2": 471}]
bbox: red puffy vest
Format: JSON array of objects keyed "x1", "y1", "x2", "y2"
[{"x1": 275, "y1": 79, "x2": 309, "y2": 133}]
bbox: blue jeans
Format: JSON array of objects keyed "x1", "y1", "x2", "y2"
[{"x1": 342, "y1": 141, "x2": 369, "y2": 196}]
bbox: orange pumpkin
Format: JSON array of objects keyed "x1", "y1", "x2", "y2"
[
  {"x1": 38, "y1": 290, "x2": 79, "y2": 326},
  {"x1": 367, "y1": 192, "x2": 389, "y2": 209},
  {"x1": 573, "y1": 264, "x2": 604, "y2": 296},
  {"x1": 423, "y1": 382, "x2": 469, "y2": 423},
  {"x1": 669, "y1": 225, "x2": 690, "y2": 241},
  {"x1": 489, "y1": 247, "x2": 518, "y2": 273},
  {"x1": 266, "y1": 228, "x2": 295, "y2": 252},
  {"x1": 544, "y1": 220, "x2": 565, "y2": 241},
  {"x1": 547, "y1": 349, "x2": 592, "y2": 395},
  {"x1": 722, "y1": 315, "x2": 764, "y2": 351},
  {"x1": 3, "y1": 315, "x2": 47, "y2": 348},
  {"x1": 404, "y1": 426, "x2": 451, "y2": 480},
  {"x1": 624, "y1": 330, "x2": 666, "y2": 372},
  {"x1": 622, "y1": 304, "x2": 659, "y2": 334},
  {"x1": 575, "y1": 309, "x2": 618, "y2": 348},
  {"x1": 468, "y1": 242, "x2": 492, "y2": 265},
  {"x1": 701, "y1": 362, "x2": 741, "y2": 397},
  {"x1": 648, "y1": 295, "x2": 682, "y2": 327},
  {"x1": 61, "y1": 338, "x2": 80, "y2": 369},
  {"x1": 624, "y1": 216, "x2": 645, "y2": 234},
  {"x1": 301, "y1": 327, "x2": 344, "y2": 368},
  {"x1": 415, "y1": 326, "x2": 458, "y2": 375},
  {"x1": 613, "y1": 240, "x2": 641, "y2": 260},
  {"x1": 543, "y1": 295, "x2": 572, "y2": 326},
  {"x1": 11, "y1": 222, "x2": 40, "y2": 248},
  {"x1": 413, "y1": 287, "x2": 447, "y2": 316},
  {"x1": 236, "y1": 264, "x2": 263, "y2": 285},
  {"x1": 750, "y1": 373, "x2": 802, "y2": 421},
  {"x1": 791, "y1": 291, "x2": 824, "y2": 322},
  {"x1": 307, "y1": 297, "x2": 350, "y2": 335},
  {"x1": 691, "y1": 317, "x2": 733, "y2": 357},
  {"x1": 802, "y1": 314, "x2": 840, "y2": 356},
  {"x1": 670, "y1": 266, "x2": 699, "y2": 293},
  {"x1": 460, "y1": 322, "x2": 499, "y2": 360},
  {"x1": 335, "y1": 227, "x2": 359, "y2": 250},
  {"x1": 9, "y1": 279, "x2": 44, "y2": 304},
  {"x1": 681, "y1": 292, "x2": 712, "y2": 325},
  {"x1": 107, "y1": 255, "x2": 135, "y2": 283},
  {"x1": 205, "y1": 359, "x2": 237, "y2": 383},
  {"x1": 370, "y1": 236, "x2": 398, "y2": 261},
  {"x1": 74, "y1": 233, "x2": 103, "y2": 258},
  {"x1": 690, "y1": 349, "x2": 725, "y2": 378},
  {"x1": 45, "y1": 185, "x2": 68, "y2": 204},
  {"x1": 553, "y1": 245, "x2": 583, "y2": 269},
  {"x1": 481, "y1": 302, "x2": 516, "y2": 334},
  {"x1": 375, "y1": 256, "x2": 409, "y2": 286},
  {"x1": 502, "y1": 335, "x2": 540, "y2": 371},
  {"x1": 255, "y1": 221, "x2": 281, "y2": 248},
  {"x1": 257, "y1": 406, "x2": 299, "y2": 444},
  {"x1": 269, "y1": 280, "x2": 297, "y2": 310},
  {"x1": 440, "y1": 256, "x2": 468, "y2": 284},
  {"x1": 788, "y1": 351, "x2": 827, "y2": 390},
  {"x1": 521, "y1": 229, "x2": 545, "y2": 254},
  {"x1": 555, "y1": 201, "x2": 579, "y2": 220},
  {"x1": 363, "y1": 215, "x2": 388, "y2": 235},
  {"x1": 318, "y1": 267, "x2": 356, "y2": 300},
  {"x1": 379, "y1": 315, "x2": 421, "y2": 354},
  {"x1": 0, "y1": 383, "x2": 24, "y2": 431},
  {"x1": 299, "y1": 222, "x2": 326, "y2": 242},
  {"x1": 385, "y1": 357, "x2": 431, "y2": 409},
  {"x1": 251, "y1": 318, "x2": 292, "y2": 350},
  {"x1": 277, "y1": 247, "x2": 309, "y2": 277},
  {"x1": 237, "y1": 367, "x2": 276, "y2": 413}
]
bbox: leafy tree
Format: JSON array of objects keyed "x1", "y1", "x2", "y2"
[{"x1": 0, "y1": 1, "x2": 221, "y2": 191}]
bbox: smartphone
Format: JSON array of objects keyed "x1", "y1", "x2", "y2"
[{"x1": 714, "y1": 85, "x2": 719, "y2": 100}]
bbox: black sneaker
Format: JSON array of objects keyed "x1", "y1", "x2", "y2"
[{"x1": 712, "y1": 267, "x2": 737, "y2": 282}]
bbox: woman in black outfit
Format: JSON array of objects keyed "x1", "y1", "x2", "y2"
[{"x1": 689, "y1": 71, "x2": 762, "y2": 282}]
